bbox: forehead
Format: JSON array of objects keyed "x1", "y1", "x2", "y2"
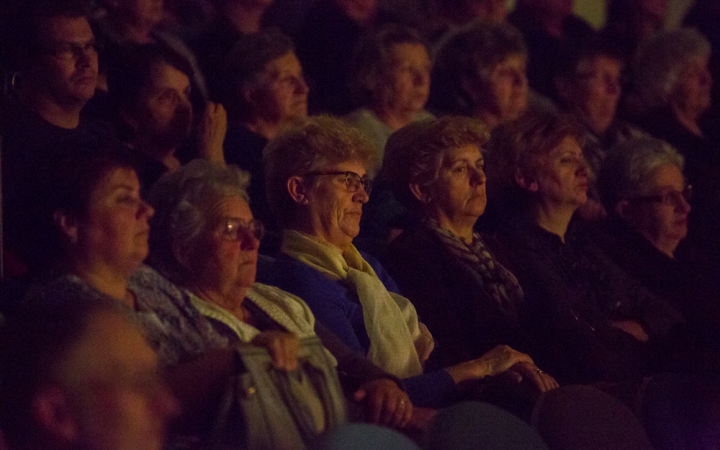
[
  {"x1": 442, "y1": 144, "x2": 483, "y2": 163},
  {"x1": 263, "y1": 52, "x2": 301, "y2": 77},
  {"x1": 319, "y1": 160, "x2": 368, "y2": 176},
  {"x1": 147, "y1": 62, "x2": 190, "y2": 91},
  {"x1": 212, "y1": 195, "x2": 253, "y2": 220},
  {"x1": 62, "y1": 312, "x2": 156, "y2": 384},
  {"x1": 97, "y1": 167, "x2": 140, "y2": 192},
  {"x1": 647, "y1": 163, "x2": 684, "y2": 188},
  {"x1": 37, "y1": 15, "x2": 93, "y2": 44},
  {"x1": 388, "y1": 42, "x2": 429, "y2": 62},
  {"x1": 576, "y1": 55, "x2": 622, "y2": 74}
]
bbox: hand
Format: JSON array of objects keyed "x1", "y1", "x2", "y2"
[
  {"x1": 196, "y1": 102, "x2": 227, "y2": 163},
  {"x1": 444, "y1": 345, "x2": 534, "y2": 384},
  {"x1": 506, "y1": 362, "x2": 559, "y2": 392},
  {"x1": 250, "y1": 331, "x2": 299, "y2": 370},
  {"x1": 610, "y1": 320, "x2": 649, "y2": 342},
  {"x1": 414, "y1": 323, "x2": 434, "y2": 366},
  {"x1": 353, "y1": 379, "x2": 413, "y2": 428}
]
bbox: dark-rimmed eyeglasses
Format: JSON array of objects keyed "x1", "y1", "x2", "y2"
[
  {"x1": 305, "y1": 171, "x2": 373, "y2": 195},
  {"x1": 631, "y1": 185, "x2": 692, "y2": 207},
  {"x1": 38, "y1": 40, "x2": 102, "y2": 61},
  {"x1": 219, "y1": 218, "x2": 264, "y2": 241}
]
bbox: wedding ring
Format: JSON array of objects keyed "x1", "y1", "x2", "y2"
[{"x1": 535, "y1": 368, "x2": 543, "y2": 374}]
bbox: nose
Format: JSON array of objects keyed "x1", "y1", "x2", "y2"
[
  {"x1": 605, "y1": 75, "x2": 621, "y2": 96},
  {"x1": 469, "y1": 166, "x2": 486, "y2": 185},
  {"x1": 514, "y1": 71, "x2": 527, "y2": 88},
  {"x1": 677, "y1": 195, "x2": 692, "y2": 213},
  {"x1": 238, "y1": 228, "x2": 260, "y2": 250},
  {"x1": 139, "y1": 200, "x2": 155, "y2": 218},
  {"x1": 354, "y1": 185, "x2": 370, "y2": 203},
  {"x1": 295, "y1": 76, "x2": 309, "y2": 96},
  {"x1": 413, "y1": 68, "x2": 430, "y2": 88}
]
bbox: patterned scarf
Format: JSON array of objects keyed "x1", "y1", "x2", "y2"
[{"x1": 425, "y1": 219, "x2": 524, "y2": 321}]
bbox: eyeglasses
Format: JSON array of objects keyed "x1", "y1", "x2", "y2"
[
  {"x1": 219, "y1": 218, "x2": 264, "y2": 241},
  {"x1": 39, "y1": 40, "x2": 102, "y2": 61},
  {"x1": 305, "y1": 171, "x2": 373, "y2": 195},
  {"x1": 631, "y1": 185, "x2": 692, "y2": 207}
]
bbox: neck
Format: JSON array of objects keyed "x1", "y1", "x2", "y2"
[
  {"x1": 223, "y1": 2, "x2": 267, "y2": 34},
  {"x1": 476, "y1": 109, "x2": 501, "y2": 132},
  {"x1": 529, "y1": 202, "x2": 575, "y2": 242},
  {"x1": 192, "y1": 281, "x2": 248, "y2": 316},
  {"x1": 428, "y1": 210, "x2": 475, "y2": 242},
  {"x1": 374, "y1": 104, "x2": 417, "y2": 131},
  {"x1": 70, "y1": 259, "x2": 133, "y2": 307},
  {"x1": 245, "y1": 118, "x2": 280, "y2": 140},
  {"x1": 25, "y1": 90, "x2": 83, "y2": 129},
  {"x1": 673, "y1": 104, "x2": 703, "y2": 137}
]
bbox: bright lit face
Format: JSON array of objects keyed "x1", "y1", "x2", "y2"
[
  {"x1": 530, "y1": 136, "x2": 589, "y2": 208},
  {"x1": 427, "y1": 144, "x2": 487, "y2": 231},
  {"x1": 59, "y1": 311, "x2": 180, "y2": 450},
  {"x1": 252, "y1": 52, "x2": 309, "y2": 124},
  {"x1": 76, "y1": 168, "x2": 154, "y2": 275},
  {"x1": 376, "y1": 43, "x2": 431, "y2": 115},
  {"x1": 131, "y1": 62, "x2": 193, "y2": 150},
  {"x1": 196, "y1": 196, "x2": 260, "y2": 293},
  {"x1": 570, "y1": 56, "x2": 622, "y2": 135},
  {"x1": 671, "y1": 54, "x2": 712, "y2": 119},
  {"x1": 32, "y1": 15, "x2": 98, "y2": 108},
  {"x1": 478, "y1": 54, "x2": 528, "y2": 125},
  {"x1": 470, "y1": 0, "x2": 508, "y2": 23},
  {"x1": 304, "y1": 160, "x2": 370, "y2": 249},
  {"x1": 624, "y1": 164, "x2": 690, "y2": 256}
]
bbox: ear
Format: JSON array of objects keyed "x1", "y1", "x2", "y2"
[
  {"x1": 33, "y1": 387, "x2": 79, "y2": 443},
  {"x1": 614, "y1": 199, "x2": 632, "y2": 220},
  {"x1": 409, "y1": 182, "x2": 431, "y2": 203},
  {"x1": 287, "y1": 176, "x2": 309, "y2": 205},
  {"x1": 54, "y1": 211, "x2": 79, "y2": 245},
  {"x1": 514, "y1": 169, "x2": 538, "y2": 192}
]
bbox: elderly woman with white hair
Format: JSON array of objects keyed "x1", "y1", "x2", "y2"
[
  {"x1": 633, "y1": 28, "x2": 720, "y2": 272},
  {"x1": 594, "y1": 137, "x2": 720, "y2": 351}
]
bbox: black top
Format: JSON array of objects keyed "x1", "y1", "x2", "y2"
[
  {"x1": 383, "y1": 224, "x2": 531, "y2": 369},
  {"x1": 489, "y1": 215, "x2": 683, "y2": 384}
]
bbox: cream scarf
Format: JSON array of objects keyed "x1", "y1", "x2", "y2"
[{"x1": 281, "y1": 229, "x2": 428, "y2": 378}]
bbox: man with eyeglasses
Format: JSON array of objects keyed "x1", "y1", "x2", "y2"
[{"x1": 2, "y1": 0, "x2": 116, "y2": 278}]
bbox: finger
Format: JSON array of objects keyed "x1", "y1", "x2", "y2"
[
  {"x1": 284, "y1": 336, "x2": 299, "y2": 370},
  {"x1": 368, "y1": 387, "x2": 386, "y2": 424},
  {"x1": 379, "y1": 392, "x2": 400, "y2": 426},
  {"x1": 400, "y1": 399, "x2": 413, "y2": 428},
  {"x1": 352, "y1": 388, "x2": 367, "y2": 402}
]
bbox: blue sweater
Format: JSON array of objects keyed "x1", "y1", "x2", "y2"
[{"x1": 258, "y1": 252, "x2": 456, "y2": 408}]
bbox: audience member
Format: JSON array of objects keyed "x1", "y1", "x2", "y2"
[
  {"x1": 553, "y1": 38, "x2": 647, "y2": 220},
  {"x1": 632, "y1": 28, "x2": 720, "y2": 271},
  {"x1": 219, "y1": 30, "x2": 307, "y2": 232},
  {"x1": 108, "y1": 44, "x2": 226, "y2": 193},
  {"x1": 508, "y1": 0, "x2": 595, "y2": 102},
  {"x1": 147, "y1": 160, "x2": 416, "y2": 429},
  {"x1": 260, "y1": 115, "x2": 558, "y2": 410},
  {"x1": 1, "y1": 0, "x2": 113, "y2": 277},
  {"x1": 602, "y1": 0, "x2": 668, "y2": 66},
  {"x1": 0, "y1": 298, "x2": 180, "y2": 450},
  {"x1": 192, "y1": 0, "x2": 275, "y2": 100},
  {"x1": 428, "y1": 22, "x2": 530, "y2": 132},
  {"x1": 596, "y1": 138, "x2": 720, "y2": 351},
  {"x1": 346, "y1": 24, "x2": 433, "y2": 164},
  {"x1": 484, "y1": 112, "x2": 686, "y2": 384},
  {"x1": 292, "y1": 0, "x2": 399, "y2": 115}
]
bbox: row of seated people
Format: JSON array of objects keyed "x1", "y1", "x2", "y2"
[
  {"x1": 2, "y1": 0, "x2": 720, "y2": 448},
  {"x1": 3, "y1": 111, "x2": 720, "y2": 449}
]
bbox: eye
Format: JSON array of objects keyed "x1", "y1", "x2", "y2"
[{"x1": 453, "y1": 164, "x2": 467, "y2": 173}]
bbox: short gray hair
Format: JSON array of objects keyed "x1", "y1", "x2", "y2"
[
  {"x1": 147, "y1": 160, "x2": 251, "y2": 284},
  {"x1": 264, "y1": 115, "x2": 376, "y2": 228},
  {"x1": 429, "y1": 21, "x2": 527, "y2": 116},
  {"x1": 634, "y1": 28, "x2": 711, "y2": 109},
  {"x1": 597, "y1": 137, "x2": 684, "y2": 211},
  {"x1": 383, "y1": 116, "x2": 489, "y2": 213}
]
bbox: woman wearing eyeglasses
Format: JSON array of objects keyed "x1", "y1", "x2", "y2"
[
  {"x1": 595, "y1": 137, "x2": 720, "y2": 351},
  {"x1": 258, "y1": 115, "x2": 558, "y2": 410}
]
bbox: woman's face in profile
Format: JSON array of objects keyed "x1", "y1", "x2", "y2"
[
  {"x1": 377, "y1": 42, "x2": 431, "y2": 115},
  {"x1": 478, "y1": 54, "x2": 528, "y2": 124},
  {"x1": 75, "y1": 168, "x2": 154, "y2": 273},
  {"x1": 671, "y1": 54, "x2": 712, "y2": 118},
  {"x1": 530, "y1": 136, "x2": 589, "y2": 208},
  {"x1": 426, "y1": 144, "x2": 487, "y2": 225}
]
